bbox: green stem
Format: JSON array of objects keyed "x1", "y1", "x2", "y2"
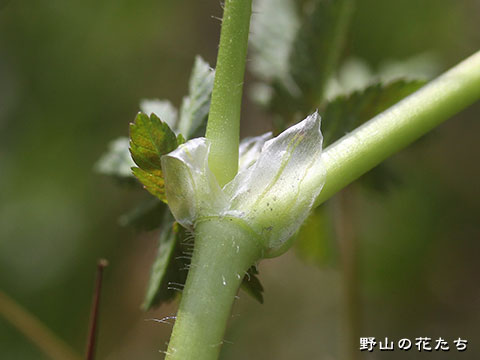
[
  {"x1": 165, "y1": 218, "x2": 262, "y2": 360},
  {"x1": 312, "y1": 49, "x2": 480, "y2": 207},
  {"x1": 205, "y1": 0, "x2": 252, "y2": 187},
  {"x1": 165, "y1": 3, "x2": 255, "y2": 358}
]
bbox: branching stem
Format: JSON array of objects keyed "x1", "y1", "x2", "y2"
[{"x1": 165, "y1": 2, "x2": 480, "y2": 355}]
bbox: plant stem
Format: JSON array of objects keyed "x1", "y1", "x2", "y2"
[
  {"x1": 312, "y1": 49, "x2": 480, "y2": 207},
  {"x1": 0, "y1": 290, "x2": 82, "y2": 360},
  {"x1": 205, "y1": 0, "x2": 252, "y2": 187},
  {"x1": 165, "y1": 2, "x2": 256, "y2": 358},
  {"x1": 165, "y1": 218, "x2": 262, "y2": 360}
]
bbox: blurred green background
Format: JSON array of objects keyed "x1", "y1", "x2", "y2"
[{"x1": 0, "y1": 0, "x2": 479, "y2": 359}]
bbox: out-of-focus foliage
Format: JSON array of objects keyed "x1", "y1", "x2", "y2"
[
  {"x1": 321, "y1": 79, "x2": 425, "y2": 147},
  {"x1": 295, "y1": 79, "x2": 424, "y2": 267},
  {"x1": 289, "y1": 0, "x2": 354, "y2": 110},
  {"x1": 250, "y1": 0, "x2": 299, "y2": 82},
  {"x1": 177, "y1": 56, "x2": 215, "y2": 139},
  {"x1": 250, "y1": 0, "x2": 433, "y2": 270},
  {"x1": 95, "y1": 137, "x2": 136, "y2": 180},
  {"x1": 140, "y1": 99, "x2": 178, "y2": 130},
  {"x1": 250, "y1": 0, "x2": 353, "y2": 122},
  {"x1": 324, "y1": 54, "x2": 441, "y2": 100}
]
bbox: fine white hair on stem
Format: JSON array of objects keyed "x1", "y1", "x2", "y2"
[
  {"x1": 168, "y1": 282, "x2": 185, "y2": 288},
  {"x1": 211, "y1": 15, "x2": 223, "y2": 23},
  {"x1": 145, "y1": 315, "x2": 177, "y2": 325},
  {"x1": 167, "y1": 286, "x2": 184, "y2": 293}
]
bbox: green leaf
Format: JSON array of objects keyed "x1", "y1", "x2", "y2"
[
  {"x1": 289, "y1": 0, "x2": 355, "y2": 110},
  {"x1": 240, "y1": 266, "x2": 264, "y2": 304},
  {"x1": 321, "y1": 79, "x2": 424, "y2": 194},
  {"x1": 324, "y1": 55, "x2": 440, "y2": 101},
  {"x1": 95, "y1": 137, "x2": 136, "y2": 181},
  {"x1": 131, "y1": 168, "x2": 166, "y2": 201},
  {"x1": 130, "y1": 112, "x2": 178, "y2": 170},
  {"x1": 177, "y1": 56, "x2": 215, "y2": 139},
  {"x1": 321, "y1": 79, "x2": 425, "y2": 147},
  {"x1": 142, "y1": 218, "x2": 191, "y2": 310},
  {"x1": 250, "y1": 0, "x2": 355, "y2": 130},
  {"x1": 129, "y1": 112, "x2": 181, "y2": 202}
]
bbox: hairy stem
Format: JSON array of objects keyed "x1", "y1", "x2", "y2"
[
  {"x1": 312, "y1": 49, "x2": 480, "y2": 206},
  {"x1": 163, "y1": 46, "x2": 480, "y2": 359},
  {"x1": 165, "y1": 3, "x2": 255, "y2": 358},
  {"x1": 206, "y1": 0, "x2": 252, "y2": 187},
  {"x1": 165, "y1": 218, "x2": 262, "y2": 360}
]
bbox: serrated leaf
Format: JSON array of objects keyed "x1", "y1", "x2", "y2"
[
  {"x1": 131, "y1": 168, "x2": 166, "y2": 200},
  {"x1": 142, "y1": 218, "x2": 192, "y2": 310},
  {"x1": 177, "y1": 56, "x2": 215, "y2": 139},
  {"x1": 95, "y1": 137, "x2": 136, "y2": 180},
  {"x1": 324, "y1": 58, "x2": 375, "y2": 101},
  {"x1": 118, "y1": 198, "x2": 165, "y2": 231},
  {"x1": 325, "y1": 55, "x2": 440, "y2": 101},
  {"x1": 240, "y1": 266, "x2": 264, "y2": 304},
  {"x1": 322, "y1": 79, "x2": 423, "y2": 193},
  {"x1": 378, "y1": 53, "x2": 441, "y2": 83},
  {"x1": 289, "y1": 0, "x2": 354, "y2": 110},
  {"x1": 129, "y1": 112, "x2": 181, "y2": 202},
  {"x1": 130, "y1": 112, "x2": 178, "y2": 169},
  {"x1": 321, "y1": 79, "x2": 425, "y2": 147}
]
